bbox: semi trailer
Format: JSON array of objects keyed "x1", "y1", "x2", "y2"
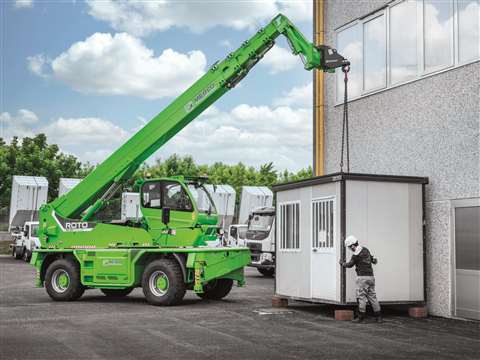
[{"x1": 31, "y1": 14, "x2": 348, "y2": 306}]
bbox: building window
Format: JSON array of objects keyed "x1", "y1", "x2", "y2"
[
  {"x1": 458, "y1": 0, "x2": 480, "y2": 64},
  {"x1": 336, "y1": 23, "x2": 362, "y2": 100},
  {"x1": 336, "y1": 0, "x2": 479, "y2": 103},
  {"x1": 424, "y1": 0, "x2": 454, "y2": 72},
  {"x1": 279, "y1": 202, "x2": 300, "y2": 250},
  {"x1": 312, "y1": 198, "x2": 335, "y2": 249},
  {"x1": 390, "y1": 0, "x2": 418, "y2": 84},
  {"x1": 364, "y1": 14, "x2": 386, "y2": 92}
]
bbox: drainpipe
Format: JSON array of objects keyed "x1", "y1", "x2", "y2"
[{"x1": 313, "y1": 0, "x2": 325, "y2": 176}]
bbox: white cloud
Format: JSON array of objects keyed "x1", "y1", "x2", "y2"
[
  {"x1": 157, "y1": 103, "x2": 312, "y2": 171},
  {"x1": 30, "y1": 32, "x2": 207, "y2": 99},
  {"x1": 43, "y1": 117, "x2": 128, "y2": 146},
  {"x1": 86, "y1": 0, "x2": 311, "y2": 37},
  {"x1": 0, "y1": 109, "x2": 38, "y2": 140},
  {"x1": 273, "y1": 82, "x2": 312, "y2": 107},
  {"x1": 14, "y1": 0, "x2": 33, "y2": 9},
  {"x1": 1, "y1": 101, "x2": 312, "y2": 170},
  {"x1": 0, "y1": 110, "x2": 128, "y2": 164},
  {"x1": 261, "y1": 45, "x2": 300, "y2": 74},
  {"x1": 27, "y1": 54, "x2": 49, "y2": 78}
]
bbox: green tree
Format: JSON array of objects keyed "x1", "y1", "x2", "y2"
[{"x1": 0, "y1": 134, "x2": 88, "y2": 207}]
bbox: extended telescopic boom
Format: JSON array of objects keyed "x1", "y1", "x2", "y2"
[{"x1": 50, "y1": 14, "x2": 349, "y2": 220}]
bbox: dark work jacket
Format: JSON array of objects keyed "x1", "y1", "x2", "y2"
[{"x1": 345, "y1": 247, "x2": 375, "y2": 276}]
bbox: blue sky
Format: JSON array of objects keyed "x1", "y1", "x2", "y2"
[{"x1": 1, "y1": 0, "x2": 316, "y2": 171}]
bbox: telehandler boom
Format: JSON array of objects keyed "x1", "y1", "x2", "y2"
[{"x1": 32, "y1": 14, "x2": 348, "y2": 306}]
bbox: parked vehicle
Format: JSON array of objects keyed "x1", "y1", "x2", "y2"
[
  {"x1": 121, "y1": 192, "x2": 142, "y2": 221},
  {"x1": 245, "y1": 207, "x2": 275, "y2": 276},
  {"x1": 9, "y1": 176, "x2": 48, "y2": 232},
  {"x1": 230, "y1": 207, "x2": 275, "y2": 276},
  {"x1": 11, "y1": 221, "x2": 40, "y2": 262},
  {"x1": 238, "y1": 186, "x2": 273, "y2": 224}
]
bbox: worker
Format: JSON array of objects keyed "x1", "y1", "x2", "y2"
[{"x1": 340, "y1": 235, "x2": 383, "y2": 323}]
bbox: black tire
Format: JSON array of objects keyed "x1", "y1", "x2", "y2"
[
  {"x1": 45, "y1": 258, "x2": 85, "y2": 301},
  {"x1": 142, "y1": 258, "x2": 186, "y2": 306},
  {"x1": 101, "y1": 288, "x2": 134, "y2": 297},
  {"x1": 257, "y1": 267, "x2": 275, "y2": 277},
  {"x1": 22, "y1": 249, "x2": 31, "y2": 262},
  {"x1": 196, "y1": 278, "x2": 233, "y2": 300},
  {"x1": 13, "y1": 247, "x2": 22, "y2": 260}
]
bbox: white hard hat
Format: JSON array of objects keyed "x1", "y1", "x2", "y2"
[{"x1": 345, "y1": 235, "x2": 358, "y2": 247}]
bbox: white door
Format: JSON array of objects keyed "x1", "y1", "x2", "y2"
[
  {"x1": 311, "y1": 197, "x2": 337, "y2": 301},
  {"x1": 453, "y1": 200, "x2": 480, "y2": 320}
]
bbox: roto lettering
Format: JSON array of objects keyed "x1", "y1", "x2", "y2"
[{"x1": 65, "y1": 222, "x2": 89, "y2": 230}]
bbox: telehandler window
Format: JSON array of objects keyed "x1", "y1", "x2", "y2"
[
  {"x1": 163, "y1": 182, "x2": 193, "y2": 212},
  {"x1": 142, "y1": 182, "x2": 162, "y2": 209}
]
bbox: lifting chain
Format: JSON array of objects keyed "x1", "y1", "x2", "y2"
[{"x1": 340, "y1": 64, "x2": 350, "y2": 173}]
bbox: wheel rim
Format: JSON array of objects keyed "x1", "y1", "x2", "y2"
[
  {"x1": 149, "y1": 271, "x2": 169, "y2": 297},
  {"x1": 52, "y1": 269, "x2": 70, "y2": 293}
]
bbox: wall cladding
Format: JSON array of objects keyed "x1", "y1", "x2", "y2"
[{"x1": 323, "y1": 0, "x2": 480, "y2": 317}]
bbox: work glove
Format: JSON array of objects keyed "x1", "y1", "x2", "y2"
[
  {"x1": 372, "y1": 257, "x2": 378, "y2": 265},
  {"x1": 339, "y1": 260, "x2": 346, "y2": 267}
]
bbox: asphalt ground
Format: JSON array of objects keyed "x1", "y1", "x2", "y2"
[{"x1": 1, "y1": 255, "x2": 479, "y2": 360}]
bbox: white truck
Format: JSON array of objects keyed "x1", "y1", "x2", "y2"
[
  {"x1": 8, "y1": 175, "x2": 48, "y2": 232},
  {"x1": 229, "y1": 186, "x2": 275, "y2": 276},
  {"x1": 9, "y1": 176, "x2": 48, "y2": 261},
  {"x1": 204, "y1": 184, "x2": 236, "y2": 233},
  {"x1": 121, "y1": 192, "x2": 142, "y2": 221},
  {"x1": 11, "y1": 221, "x2": 40, "y2": 261}
]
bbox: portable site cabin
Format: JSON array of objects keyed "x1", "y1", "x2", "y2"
[
  {"x1": 121, "y1": 192, "x2": 142, "y2": 221},
  {"x1": 238, "y1": 186, "x2": 273, "y2": 224},
  {"x1": 58, "y1": 178, "x2": 82, "y2": 197},
  {"x1": 9, "y1": 176, "x2": 49, "y2": 231},
  {"x1": 273, "y1": 173, "x2": 428, "y2": 305},
  {"x1": 204, "y1": 184, "x2": 236, "y2": 231}
]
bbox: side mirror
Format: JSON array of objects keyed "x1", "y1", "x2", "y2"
[{"x1": 162, "y1": 207, "x2": 171, "y2": 226}]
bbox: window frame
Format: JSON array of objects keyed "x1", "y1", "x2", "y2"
[
  {"x1": 141, "y1": 180, "x2": 194, "y2": 213},
  {"x1": 311, "y1": 196, "x2": 336, "y2": 253},
  {"x1": 450, "y1": 197, "x2": 480, "y2": 318},
  {"x1": 455, "y1": 0, "x2": 480, "y2": 66},
  {"x1": 422, "y1": 0, "x2": 455, "y2": 75},
  {"x1": 335, "y1": 0, "x2": 479, "y2": 105},
  {"x1": 278, "y1": 201, "x2": 301, "y2": 252},
  {"x1": 362, "y1": 11, "x2": 387, "y2": 94}
]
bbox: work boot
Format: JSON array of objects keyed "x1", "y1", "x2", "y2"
[
  {"x1": 352, "y1": 312, "x2": 365, "y2": 323},
  {"x1": 374, "y1": 311, "x2": 383, "y2": 323}
]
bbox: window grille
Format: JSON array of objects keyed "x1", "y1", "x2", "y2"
[
  {"x1": 312, "y1": 198, "x2": 335, "y2": 249},
  {"x1": 279, "y1": 202, "x2": 300, "y2": 250}
]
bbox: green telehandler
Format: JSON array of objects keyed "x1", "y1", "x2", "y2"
[{"x1": 31, "y1": 14, "x2": 349, "y2": 306}]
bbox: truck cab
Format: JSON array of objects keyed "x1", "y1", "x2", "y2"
[
  {"x1": 11, "y1": 221, "x2": 39, "y2": 262},
  {"x1": 243, "y1": 207, "x2": 276, "y2": 276}
]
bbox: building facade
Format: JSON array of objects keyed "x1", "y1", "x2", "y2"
[{"x1": 315, "y1": 0, "x2": 479, "y2": 319}]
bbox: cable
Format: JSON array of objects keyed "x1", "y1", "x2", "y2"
[{"x1": 340, "y1": 65, "x2": 350, "y2": 173}]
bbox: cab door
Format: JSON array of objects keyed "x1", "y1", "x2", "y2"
[{"x1": 141, "y1": 180, "x2": 198, "y2": 247}]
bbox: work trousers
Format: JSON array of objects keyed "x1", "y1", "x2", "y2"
[{"x1": 356, "y1": 276, "x2": 381, "y2": 313}]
